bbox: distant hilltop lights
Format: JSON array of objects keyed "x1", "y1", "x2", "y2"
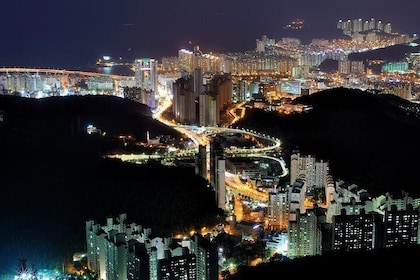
[
  {"x1": 337, "y1": 18, "x2": 393, "y2": 35},
  {"x1": 283, "y1": 19, "x2": 305, "y2": 30}
]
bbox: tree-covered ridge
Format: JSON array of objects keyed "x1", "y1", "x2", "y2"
[
  {"x1": 235, "y1": 87, "x2": 420, "y2": 197},
  {"x1": 0, "y1": 94, "x2": 182, "y2": 140},
  {"x1": 0, "y1": 95, "x2": 220, "y2": 274},
  {"x1": 348, "y1": 38, "x2": 420, "y2": 62},
  {"x1": 230, "y1": 244, "x2": 420, "y2": 280}
]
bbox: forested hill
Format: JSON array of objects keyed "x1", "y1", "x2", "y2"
[
  {"x1": 0, "y1": 94, "x2": 178, "y2": 140},
  {"x1": 230, "y1": 245, "x2": 420, "y2": 280},
  {"x1": 348, "y1": 38, "x2": 420, "y2": 62},
  {"x1": 235, "y1": 87, "x2": 420, "y2": 197},
  {"x1": 0, "y1": 95, "x2": 222, "y2": 275}
]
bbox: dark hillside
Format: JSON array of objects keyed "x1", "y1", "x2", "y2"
[
  {"x1": 348, "y1": 41, "x2": 420, "y2": 62},
  {"x1": 0, "y1": 94, "x2": 179, "y2": 140},
  {"x1": 0, "y1": 95, "x2": 221, "y2": 275},
  {"x1": 235, "y1": 88, "x2": 420, "y2": 196},
  {"x1": 230, "y1": 245, "x2": 420, "y2": 280}
]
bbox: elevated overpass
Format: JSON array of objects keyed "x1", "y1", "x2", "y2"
[{"x1": 0, "y1": 67, "x2": 127, "y2": 80}]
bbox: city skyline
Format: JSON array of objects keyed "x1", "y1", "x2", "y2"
[
  {"x1": 2, "y1": 1, "x2": 420, "y2": 279},
  {"x1": 1, "y1": 0, "x2": 419, "y2": 69}
]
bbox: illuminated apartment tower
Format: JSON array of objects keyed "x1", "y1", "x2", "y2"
[
  {"x1": 86, "y1": 215, "x2": 217, "y2": 280},
  {"x1": 332, "y1": 208, "x2": 380, "y2": 251},
  {"x1": 199, "y1": 93, "x2": 217, "y2": 127},
  {"x1": 105, "y1": 231, "x2": 128, "y2": 280},
  {"x1": 376, "y1": 20, "x2": 384, "y2": 31},
  {"x1": 268, "y1": 186, "x2": 289, "y2": 230},
  {"x1": 189, "y1": 234, "x2": 218, "y2": 280},
  {"x1": 158, "y1": 249, "x2": 197, "y2": 280},
  {"x1": 287, "y1": 209, "x2": 322, "y2": 258},
  {"x1": 383, "y1": 204, "x2": 419, "y2": 248},
  {"x1": 127, "y1": 240, "x2": 149, "y2": 280},
  {"x1": 210, "y1": 139, "x2": 226, "y2": 211},
  {"x1": 178, "y1": 48, "x2": 194, "y2": 76},
  {"x1": 352, "y1": 18, "x2": 363, "y2": 33},
  {"x1": 363, "y1": 20, "x2": 369, "y2": 31},
  {"x1": 211, "y1": 74, "x2": 233, "y2": 114},
  {"x1": 172, "y1": 76, "x2": 198, "y2": 124},
  {"x1": 384, "y1": 22, "x2": 392, "y2": 33},
  {"x1": 290, "y1": 151, "x2": 330, "y2": 193},
  {"x1": 368, "y1": 18, "x2": 376, "y2": 30},
  {"x1": 200, "y1": 74, "x2": 233, "y2": 127},
  {"x1": 86, "y1": 221, "x2": 107, "y2": 280},
  {"x1": 134, "y1": 58, "x2": 158, "y2": 109},
  {"x1": 195, "y1": 144, "x2": 208, "y2": 179},
  {"x1": 288, "y1": 179, "x2": 306, "y2": 221}
]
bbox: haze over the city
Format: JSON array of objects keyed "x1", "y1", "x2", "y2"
[{"x1": 1, "y1": 0, "x2": 419, "y2": 69}]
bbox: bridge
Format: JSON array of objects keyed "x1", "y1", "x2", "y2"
[{"x1": 0, "y1": 67, "x2": 127, "y2": 80}]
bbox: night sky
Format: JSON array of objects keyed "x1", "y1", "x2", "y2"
[{"x1": 1, "y1": 0, "x2": 419, "y2": 69}]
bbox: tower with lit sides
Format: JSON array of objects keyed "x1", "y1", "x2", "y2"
[
  {"x1": 86, "y1": 214, "x2": 218, "y2": 280},
  {"x1": 332, "y1": 208, "x2": 381, "y2": 251},
  {"x1": 134, "y1": 58, "x2": 158, "y2": 109},
  {"x1": 384, "y1": 204, "x2": 419, "y2": 248},
  {"x1": 268, "y1": 185, "x2": 289, "y2": 231},
  {"x1": 210, "y1": 137, "x2": 226, "y2": 211},
  {"x1": 287, "y1": 209, "x2": 322, "y2": 258}
]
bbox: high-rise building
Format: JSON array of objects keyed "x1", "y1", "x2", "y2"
[
  {"x1": 376, "y1": 20, "x2": 384, "y2": 31},
  {"x1": 134, "y1": 58, "x2": 158, "y2": 109},
  {"x1": 337, "y1": 19, "x2": 352, "y2": 35},
  {"x1": 352, "y1": 19, "x2": 363, "y2": 33},
  {"x1": 195, "y1": 144, "x2": 208, "y2": 179},
  {"x1": 384, "y1": 204, "x2": 419, "y2": 248},
  {"x1": 194, "y1": 67, "x2": 203, "y2": 97},
  {"x1": 363, "y1": 20, "x2": 369, "y2": 32},
  {"x1": 384, "y1": 22, "x2": 392, "y2": 33},
  {"x1": 134, "y1": 58, "x2": 158, "y2": 92},
  {"x1": 86, "y1": 214, "x2": 217, "y2": 280},
  {"x1": 86, "y1": 221, "x2": 107, "y2": 280},
  {"x1": 268, "y1": 186, "x2": 289, "y2": 230},
  {"x1": 157, "y1": 249, "x2": 196, "y2": 280},
  {"x1": 288, "y1": 179, "x2": 306, "y2": 222},
  {"x1": 332, "y1": 208, "x2": 381, "y2": 251},
  {"x1": 256, "y1": 35, "x2": 276, "y2": 53},
  {"x1": 368, "y1": 18, "x2": 376, "y2": 30},
  {"x1": 178, "y1": 49, "x2": 194, "y2": 76},
  {"x1": 199, "y1": 73, "x2": 233, "y2": 126},
  {"x1": 210, "y1": 138, "x2": 226, "y2": 211},
  {"x1": 288, "y1": 209, "x2": 322, "y2": 258},
  {"x1": 105, "y1": 231, "x2": 128, "y2": 280},
  {"x1": 290, "y1": 151, "x2": 330, "y2": 192},
  {"x1": 337, "y1": 19, "x2": 343, "y2": 30},
  {"x1": 172, "y1": 76, "x2": 198, "y2": 124},
  {"x1": 199, "y1": 93, "x2": 217, "y2": 127},
  {"x1": 127, "y1": 240, "x2": 149, "y2": 280},
  {"x1": 189, "y1": 234, "x2": 218, "y2": 280}
]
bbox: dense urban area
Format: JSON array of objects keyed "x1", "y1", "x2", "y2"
[{"x1": 2, "y1": 18, "x2": 420, "y2": 280}]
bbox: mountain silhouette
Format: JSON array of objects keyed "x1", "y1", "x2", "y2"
[
  {"x1": 235, "y1": 87, "x2": 420, "y2": 197},
  {"x1": 0, "y1": 95, "x2": 222, "y2": 276}
]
